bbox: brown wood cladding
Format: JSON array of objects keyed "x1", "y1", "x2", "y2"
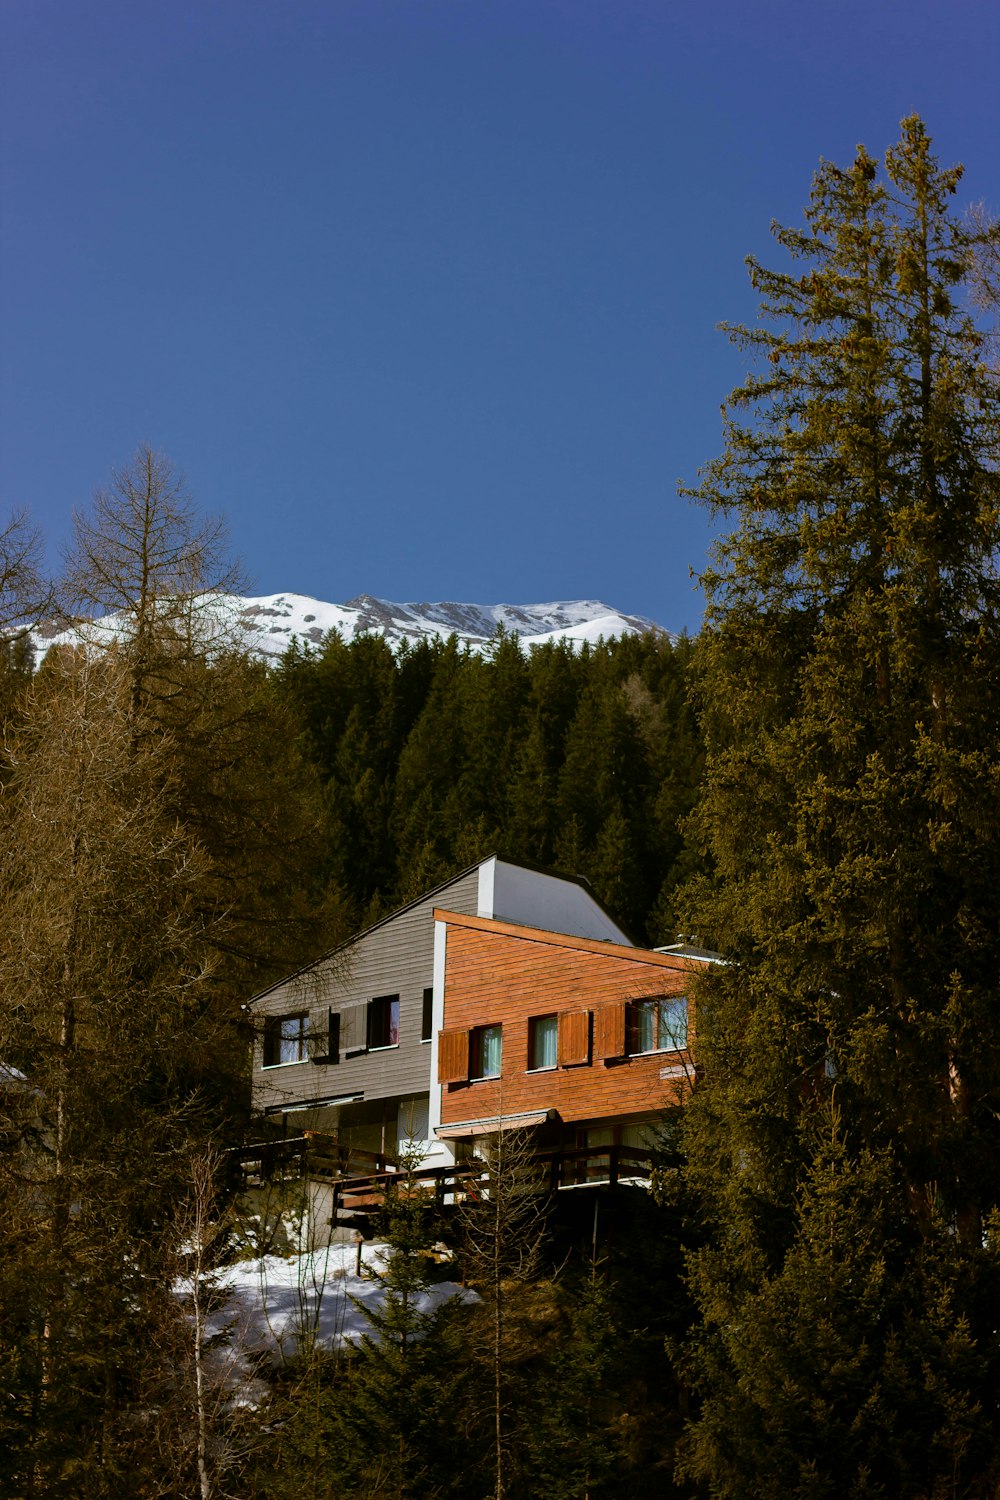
[
  {"x1": 558, "y1": 1009, "x2": 591, "y2": 1066},
  {"x1": 595, "y1": 1002, "x2": 625, "y2": 1059},
  {"x1": 437, "y1": 912, "x2": 700, "y2": 1128},
  {"x1": 438, "y1": 1029, "x2": 469, "y2": 1084}
]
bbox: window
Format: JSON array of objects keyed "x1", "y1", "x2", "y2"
[
  {"x1": 528, "y1": 1014, "x2": 558, "y2": 1071},
  {"x1": 368, "y1": 994, "x2": 400, "y2": 1049},
  {"x1": 421, "y1": 986, "x2": 434, "y2": 1043},
  {"x1": 470, "y1": 1024, "x2": 502, "y2": 1079},
  {"x1": 263, "y1": 1013, "x2": 309, "y2": 1067},
  {"x1": 627, "y1": 996, "x2": 687, "y2": 1055}
]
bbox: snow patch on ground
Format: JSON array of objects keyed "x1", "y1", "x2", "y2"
[{"x1": 198, "y1": 1243, "x2": 475, "y2": 1375}]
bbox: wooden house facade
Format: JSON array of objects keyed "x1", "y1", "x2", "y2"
[
  {"x1": 248, "y1": 856, "x2": 631, "y2": 1168},
  {"x1": 432, "y1": 910, "x2": 714, "y2": 1158}
]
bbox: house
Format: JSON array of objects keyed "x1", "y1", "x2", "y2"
[
  {"x1": 431, "y1": 911, "x2": 717, "y2": 1177},
  {"x1": 248, "y1": 855, "x2": 632, "y2": 1172}
]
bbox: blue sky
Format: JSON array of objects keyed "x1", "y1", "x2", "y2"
[{"x1": 2, "y1": 1, "x2": 998, "y2": 634}]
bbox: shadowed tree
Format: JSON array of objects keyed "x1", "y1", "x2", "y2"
[
  {"x1": 61, "y1": 446, "x2": 346, "y2": 994},
  {"x1": 678, "y1": 118, "x2": 1000, "y2": 1496},
  {"x1": 0, "y1": 656, "x2": 228, "y2": 1494}
]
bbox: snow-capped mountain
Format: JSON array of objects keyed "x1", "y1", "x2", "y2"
[{"x1": 31, "y1": 592, "x2": 672, "y2": 662}]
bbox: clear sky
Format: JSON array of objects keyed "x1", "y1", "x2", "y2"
[{"x1": 2, "y1": 1, "x2": 998, "y2": 634}]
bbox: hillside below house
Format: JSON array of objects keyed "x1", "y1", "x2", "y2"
[{"x1": 28, "y1": 591, "x2": 672, "y2": 664}]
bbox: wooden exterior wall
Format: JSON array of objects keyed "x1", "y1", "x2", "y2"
[
  {"x1": 436, "y1": 911, "x2": 701, "y2": 1132},
  {"x1": 252, "y1": 869, "x2": 481, "y2": 1115}
]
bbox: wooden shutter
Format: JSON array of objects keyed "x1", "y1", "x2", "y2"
[
  {"x1": 327, "y1": 1009, "x2": 341, "y2": 1064},
  {"x1": 438, "y1": 1029, "x2": 470, "y2": 1084},
  {"x1": 558, "y1": 1009, "x2": 591, "y2": 1067},
  {"x1": 595, "y1": 1002, "x2": 626, "y2": 1060},
  {"x1": 340, "y1": 1002, "x2": 369, "y2": 1055},
  {"x1": 262, "y1": 1016, "x2": 280, "y2": 1068}
]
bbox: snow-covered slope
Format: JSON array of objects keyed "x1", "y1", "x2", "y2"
[
  {"x1": 202, "y1": 1242, "x2": 476, "y2": 1373},
  {"x1": 31, "y1": 592, "x2": 672, "y2": 663}
]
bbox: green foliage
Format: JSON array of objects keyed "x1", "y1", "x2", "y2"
[
  {"x1": 679, "y1": 118, "x2": 1000, "y2": 1494},
  {"x1": 253, "y1": 1152, "x2": 467, "y2": 1500},
  {"x1": 275, "y1": 626, "x2": 703, "y2": 942}
]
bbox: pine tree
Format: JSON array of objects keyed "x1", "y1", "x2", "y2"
[
  {"x1": 255, "y1": 1149, "x2": 467, "y2": 1500},
  {"x1": 678, "y1": 119, "x2": 1000, "y2": 1495},
  {"x1": 0, "y1": 507, "x2": 50, "y2": 775},
  {"x1": 522, "y1": 1263, "x2": 624, "y2": 1500}
]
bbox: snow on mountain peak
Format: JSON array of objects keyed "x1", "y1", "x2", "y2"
[
  {"x1": 29, "y1": 592, "x2": 673, "y2": 664},
  {"x1": 227, "y1": 593, "x2": 671, "y2": 657}
]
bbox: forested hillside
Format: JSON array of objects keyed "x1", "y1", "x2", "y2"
[
  {"x1": 0, "y1": 461, "x2": 706, "y2": 1497},
  {"x1": 273, "y1": 624, "x2": 703, "y2": 945}
]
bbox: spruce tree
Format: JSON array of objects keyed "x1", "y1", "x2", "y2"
[{"x1": 678, "y1": 118, "x2": 1000, "y2": 1496}]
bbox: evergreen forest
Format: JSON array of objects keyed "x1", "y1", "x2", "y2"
[{"x1": 2, "y1": 117, "x2": 1000, "y2": 1498}]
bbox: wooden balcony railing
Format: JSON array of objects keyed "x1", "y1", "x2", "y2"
[{"x1": 230, "y1": 1136, "x2": 654, "y2": 1215}]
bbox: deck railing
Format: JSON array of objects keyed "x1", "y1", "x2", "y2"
[{"x1": 230, "y1": 1135, "x2": 655, "y2": 1214}]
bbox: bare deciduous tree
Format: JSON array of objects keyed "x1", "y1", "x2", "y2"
[
  {"x1": 458, "y1": 1125, "x2": 549, "y2": 1500},
  {"x1": 966, "y1": 201, "x2": 1000, "y2": 370},
  {"x1": 0, "y1": 653, "x2": 229, "y2": 1490},
  {"x1": 62, "y1": 444, "x2": 247, "y2": 722},
  {"x1": 0, "y1": 507, "x2": 49, "y2": 638}
]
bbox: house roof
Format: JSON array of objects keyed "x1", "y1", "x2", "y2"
[
  {"x1": 245, "y1": 853, "x2": 626, "y2": 1008},
  {"x1": 432, "y1": 908, "x2": 706, "y2": 971}
]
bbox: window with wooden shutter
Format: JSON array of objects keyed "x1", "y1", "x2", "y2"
[
  {"x1": 558, "y1": 1009, "x2": 591, "y2": 1067},
  {"x1": 262, "y1": 1013, "x2": 309, "y2": 1067},
  {"x1": 470, "y1": 1024, "x2": 502, "y2": 1079},
  {"x1": 368, "y1": 995, "x2": 400, "y2": 1049},
  {"x1": 596, "y1": 1002, "x2": 626, "y2": 1060},
  {"x1": 438, "y1": 1029, "x2": 470, "y2": 1084},
  {"x1": 528, "y1": 1014, "x2": 558, "y2": 1070},
  {"x1": 626, "y1": 996, "x2": 688, "y2": 1055}
]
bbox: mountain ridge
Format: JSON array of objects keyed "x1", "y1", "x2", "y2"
[{"x1": 31, "y1": 592, "x2": 674, "y2": 662}]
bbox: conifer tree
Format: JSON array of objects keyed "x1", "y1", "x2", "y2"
[
  {"x1": 256, "y1": 1149, "x2": 466, "y2": 1500},
  {"x1": 679, "y1": 118, "x2": 1000, "y2": 1495},
  {"x1": 522, "y1": 1263, "x2": 624, "y2": 1500}
]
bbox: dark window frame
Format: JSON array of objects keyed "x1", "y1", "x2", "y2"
[
  {"x1": 368, "y1": 994, "x2": 400, "y2": 1050},
  {"x1": 470, "y1": 1023, "x2": 502, "y2": 1080},
  {"x1": 626, "y1": 996, "x2": 687, "y2": 1056},
  {"x1": 527, "y1": 1013, "x2": 558, "y2": 1072},
  {"x1": 263, "y1": 1012, "x2": 309, "y2": 1068}
]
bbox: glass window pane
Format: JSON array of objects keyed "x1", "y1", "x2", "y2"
[
  {"x1": 531, "y1": 1015, "x2": 557, "y2": 1069},
  {"x1": 659, "y1": 997, "x2": 687, "y2": 1051},
  {"x1": 477, "y1": 1025, "x2": 502, "y2": 1078},
  {"x1": 279, "y1": 1014, "x2": 306, "y2": 1064},
  {"x1": 638, "y1": 1001, "x2": 656, "y2": 1053}
]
